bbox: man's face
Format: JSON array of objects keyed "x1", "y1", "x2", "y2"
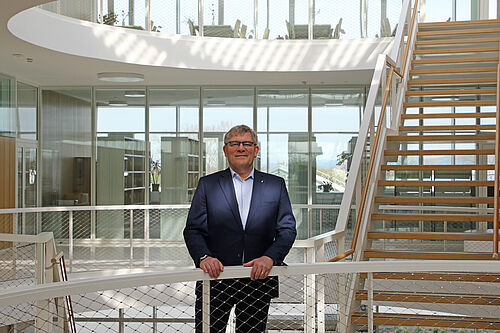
[{"x1": 223, "y1": 132, "x2": 259, "y2": 171}]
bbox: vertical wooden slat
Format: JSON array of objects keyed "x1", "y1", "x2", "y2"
[
  {"x1": 494, "y1": 63, "x2": 500, "y2": 259},
  {"x1": 0, "y1": 136, "x2": 15, "y2": 249}
]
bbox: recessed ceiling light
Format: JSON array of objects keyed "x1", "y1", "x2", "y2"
[
  {"x1": 206, "y1": 100, "x2": 226, "y2": 106},
  {"x1": 97, "y1": 72, "x2": 144, "y2": 82},
  {"x1": 108, "y1": 100, "x2": 128, "y2": 107},
  {"x1": 124, "y1": 90, "x2": 145, "y2": 98}
]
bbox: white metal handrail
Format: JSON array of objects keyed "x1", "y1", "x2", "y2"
[
  {"x1": 0, "y1": 203, "x2": 340, "y2": 215},
  {"x1": 332, "y1": 0, "x2": 417, "y2": 259},
  {"x1": 2, "y1": 260, "x2": 500, "y2": 308}
]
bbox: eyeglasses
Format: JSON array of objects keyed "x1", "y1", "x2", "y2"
[{"x1": 226, "y1": 141, "x2": 256, "y2": 148}]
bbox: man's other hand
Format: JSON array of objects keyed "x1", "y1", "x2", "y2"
[
  {"x1": 243, "y1": 256, "x2": 273, "y2": 280},
  {"x1": 200, "y1": 256, "x2": 224, "y2": 279}
]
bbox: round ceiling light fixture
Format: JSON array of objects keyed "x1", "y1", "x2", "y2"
[{"x1": 97, "y1": 72, "x2": 144, "y2": 83}]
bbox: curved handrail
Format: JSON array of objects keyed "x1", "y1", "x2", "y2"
[
  {"x1": 328, "y1": 65, "x2": 397, "y2": 262},
  {"x1": 2, "y1": 260, "x2": 500, "y2": 308},
  {"x1": 328, "y1": 0, "x2": 419, "y2": 263}
]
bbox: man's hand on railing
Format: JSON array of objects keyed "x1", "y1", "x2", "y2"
[
  {"x1": 244, "y1": 256, "x2": 274, "y2": 280},
  {"x1": 200, "y1": 256, "x2": 224, "y2": 279}
]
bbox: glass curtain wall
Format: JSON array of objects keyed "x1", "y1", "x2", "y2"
[
  {"x1": 16, "y1": 82, "x2": 38, "y2": 235},
  {"x1": 33, "y1": 84, "x2": 366, "y2": 240},
  {"x1": 40, "y1": 88, "x2": 92, "y2": 241},
  {"x1": 96, "y1": 88, "x2": 146, "y2": 240},
  {"x1": 311, "y1": 88, "x2": 364, "y2": 235},
  {"x1": 0, "y1": 74, "x2": 15, "y2": 138},
  {"x1": 148, "y1": 88, "x2": 199, "y2": 241},
  {"x1": 17, "y1": 83, "x2": 38, "y2": 141},
  {"x1": 43, "y1": 0, "x2": 498, "y2": 37},
  {"x1": 41, "y1": 88, "x2": 92, "y2": 207},
  {"x1": 257, "y1": 88, "x2": 309, "y2": 237},
  {"x1": 203, "y1": 88, "x2": 254, "y2": 174}
]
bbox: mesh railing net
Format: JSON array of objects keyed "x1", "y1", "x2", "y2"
[
  {"x1": 0, "y1": 242, "x2": 36, "y2": 290},
  {"x1": 2, "y1": 270, "x2": 500, "y2": 332}
]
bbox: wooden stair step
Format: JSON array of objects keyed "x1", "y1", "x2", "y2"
[
  {"x1": 371, "y1": 213, "x2": 493, "y2": 222},
  {"x1": 402, "y1": 112, "x2": 495, "y2": 119},
  {"x1": 406, "y1": 88, "x2": 497, "y2": 96},
  {"x1": 417, "y1": 27, "x2": 500, "y2": 37},
  {"x1": 408, "y1": 77, "x2": 497, "y2": 85},
  {"x1": 359, "y1": 272, "x2": 500, "y2": 282},
  {"x1": 419, "y1": 19, "x2": 500, "y2": 28},
  {"x1": 382, "y1": 164, "x2": 494, "y2": 171},
  {"x1": 378, "y1": 180, "x2": 493, "y2": 187},
  {"x1": 400, "y1": 124, "x2": 496, "y2": 132},
  {"x1": 404, "y1": 100, "x2": 496, "y2": 107},
  {"x1": 351, "y1": 312, "x2": 500, "y2": 329},
  {"x1": 374, "y1": 196, "x2": 493, "y2": 204},
  {"x1": 414, "y1": 46, "x2": 499, "y2": 55},
  {"x1": 412, "y1": 56, "x2": 499, "y2": 65},
  {"x1": 385, "y1": 149, "x2": 494, "y2": 156},
  {"x1": 387, "y1": 134, "x2": 495, "y2": 142},
  {"x1": 416, "y1": 37, "x2": 500, "y2": 46},
  {"x1": 410, "y1": 67, "x2": 498, "y2": 75},
  {"x1": 367, "y1": 231, "x2": 493, "y2": 241},
  {"x1": 356, "y1": 290, "x2": 500, "y2": 305},
  {"x1": 364, "y1": 250, "x2": 495, "y2": 260}
]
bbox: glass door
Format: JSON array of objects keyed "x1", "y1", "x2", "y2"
[{"x1": 17, "y1": 141, "x2": 38, "y2": 234}]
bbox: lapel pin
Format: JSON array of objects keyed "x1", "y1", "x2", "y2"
[{"x1": 261, "y1": 180, "x2": 264, "y2": 183}]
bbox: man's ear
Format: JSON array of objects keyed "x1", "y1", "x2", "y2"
[{"x1": 223, "y1": 144, "x2": 228, "y2": 157}]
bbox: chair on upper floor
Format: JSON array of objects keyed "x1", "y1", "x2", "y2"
[
  {"x1": 188, "y1": 19, "x2": 197, "y2": 36},
  {"x1": 333, "y1": 18, "x2": 343, "y2": 39},
  {"x1": 233, "y1": 19, "x2": 241, "y2": 38},
  {"x1": 240, "y1": 24, "x2": 247, "y2": 38},
  {"x1": 381, "y1": 17, "x2": 391, "y2": 37},
  {"x1": 262, "y1": 27, "x2": 270, "y2": 39},
  {"x1": 285, "y1": 20, "x2": 295, "y2": 39}
]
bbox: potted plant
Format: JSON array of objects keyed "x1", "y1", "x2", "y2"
[
  {"x1": 318, "y1": 181, "x2": 334, "y2": 193},
  {"x1": 150, "y1": 159, "x2": 161, "y2": 191}
]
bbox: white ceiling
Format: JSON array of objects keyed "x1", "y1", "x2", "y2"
[{"x1": 1, "y1": 0, "x2": 392, "y2": 87}]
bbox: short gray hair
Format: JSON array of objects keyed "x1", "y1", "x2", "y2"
[{"x1": 223, "y1": 125, "x2": 258, "y2": 145}]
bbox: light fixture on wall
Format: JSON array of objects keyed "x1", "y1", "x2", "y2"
[
  {"x1": 124, "y1": 90, "x2": 145, "y2": 98},
  {"x1": 97, "y1": 72, "x2": 144, "y2": 82},
  {"x1": 324, "y1": 100, "x2": 343, "y2": 106},
  {"x1": 108, "y1": 100, "x2": 128, "y2": 107},
  {"x1": 206, "y1": 100, "x2": 226, "y2": 106}
]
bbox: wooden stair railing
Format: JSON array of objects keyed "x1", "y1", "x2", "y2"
[
  {"x1": 52, "y1": 252, "x2": 77, "y2": 333},
  {"x1": 351, "y1": 313, "x2": 500, "y2": 329},
  {"x1": 346, "y1": 17, "x2": 500, "y2": 331}
]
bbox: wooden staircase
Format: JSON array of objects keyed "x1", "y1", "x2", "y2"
[{"x1": 353, "y1": 19, "x2": 500, "y2": 330}]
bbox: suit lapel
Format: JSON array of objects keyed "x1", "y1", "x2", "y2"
[
  {"x1": 219, "y1": 169, "x2": 243, "y2": 229},
  {"x1": 246, "y1": 170, "x2": 263, "y2": 228}
]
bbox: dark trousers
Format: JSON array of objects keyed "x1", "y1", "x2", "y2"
[{"x1": 195, "y1": 278, "x2": 274, "y2": 333}]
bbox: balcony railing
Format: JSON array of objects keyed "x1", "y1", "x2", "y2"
[{"x1": 39, "y1": 0, "x2": 404, "y2": 40}]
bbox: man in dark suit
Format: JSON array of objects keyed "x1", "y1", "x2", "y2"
[{"x1": 184, "y1": 125, "x2": 297, "y2": 332}]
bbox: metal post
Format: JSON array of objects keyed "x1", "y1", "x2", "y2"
[
  {"x1": 129, "y1": 209, "x2": 133, "y2": 268},
  {"x1": 198, "y1": 0, "x2": 204, "y2": 36},
  {"x1": 145, "y1": 0, "x2": 151, "y2": 30},
  {"x1": 308, "y1": 0, "x2": 313, "y2": 40},
  {"x1": 316, "y1": 241, "x2": 325, "y2": 333},
  {"x1": 68, "y1": 211, "x2": 73, "y2": 273},
  {"x1": 368, "y1": 272, "x2": 374, "y2": 333},
  {"x1": 304, "y1": 247, "x2": 315, "y2": 333},
  {"x1": 202, "y1": 280, "x2": 210, "y2": 333},
  {"x1": 152, "y1": 306, "x2": 157, "y2": 333},
  {"x1": 254, "y1": 0, "x2": 258, "y2": 39},
  {"x1": 119, "y1": 308, "x2": 124, "y2": 333}
]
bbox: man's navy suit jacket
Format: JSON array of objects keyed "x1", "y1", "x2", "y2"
[{"x1": 184, "y1": 168, "x2": 297, "y2": 269}]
